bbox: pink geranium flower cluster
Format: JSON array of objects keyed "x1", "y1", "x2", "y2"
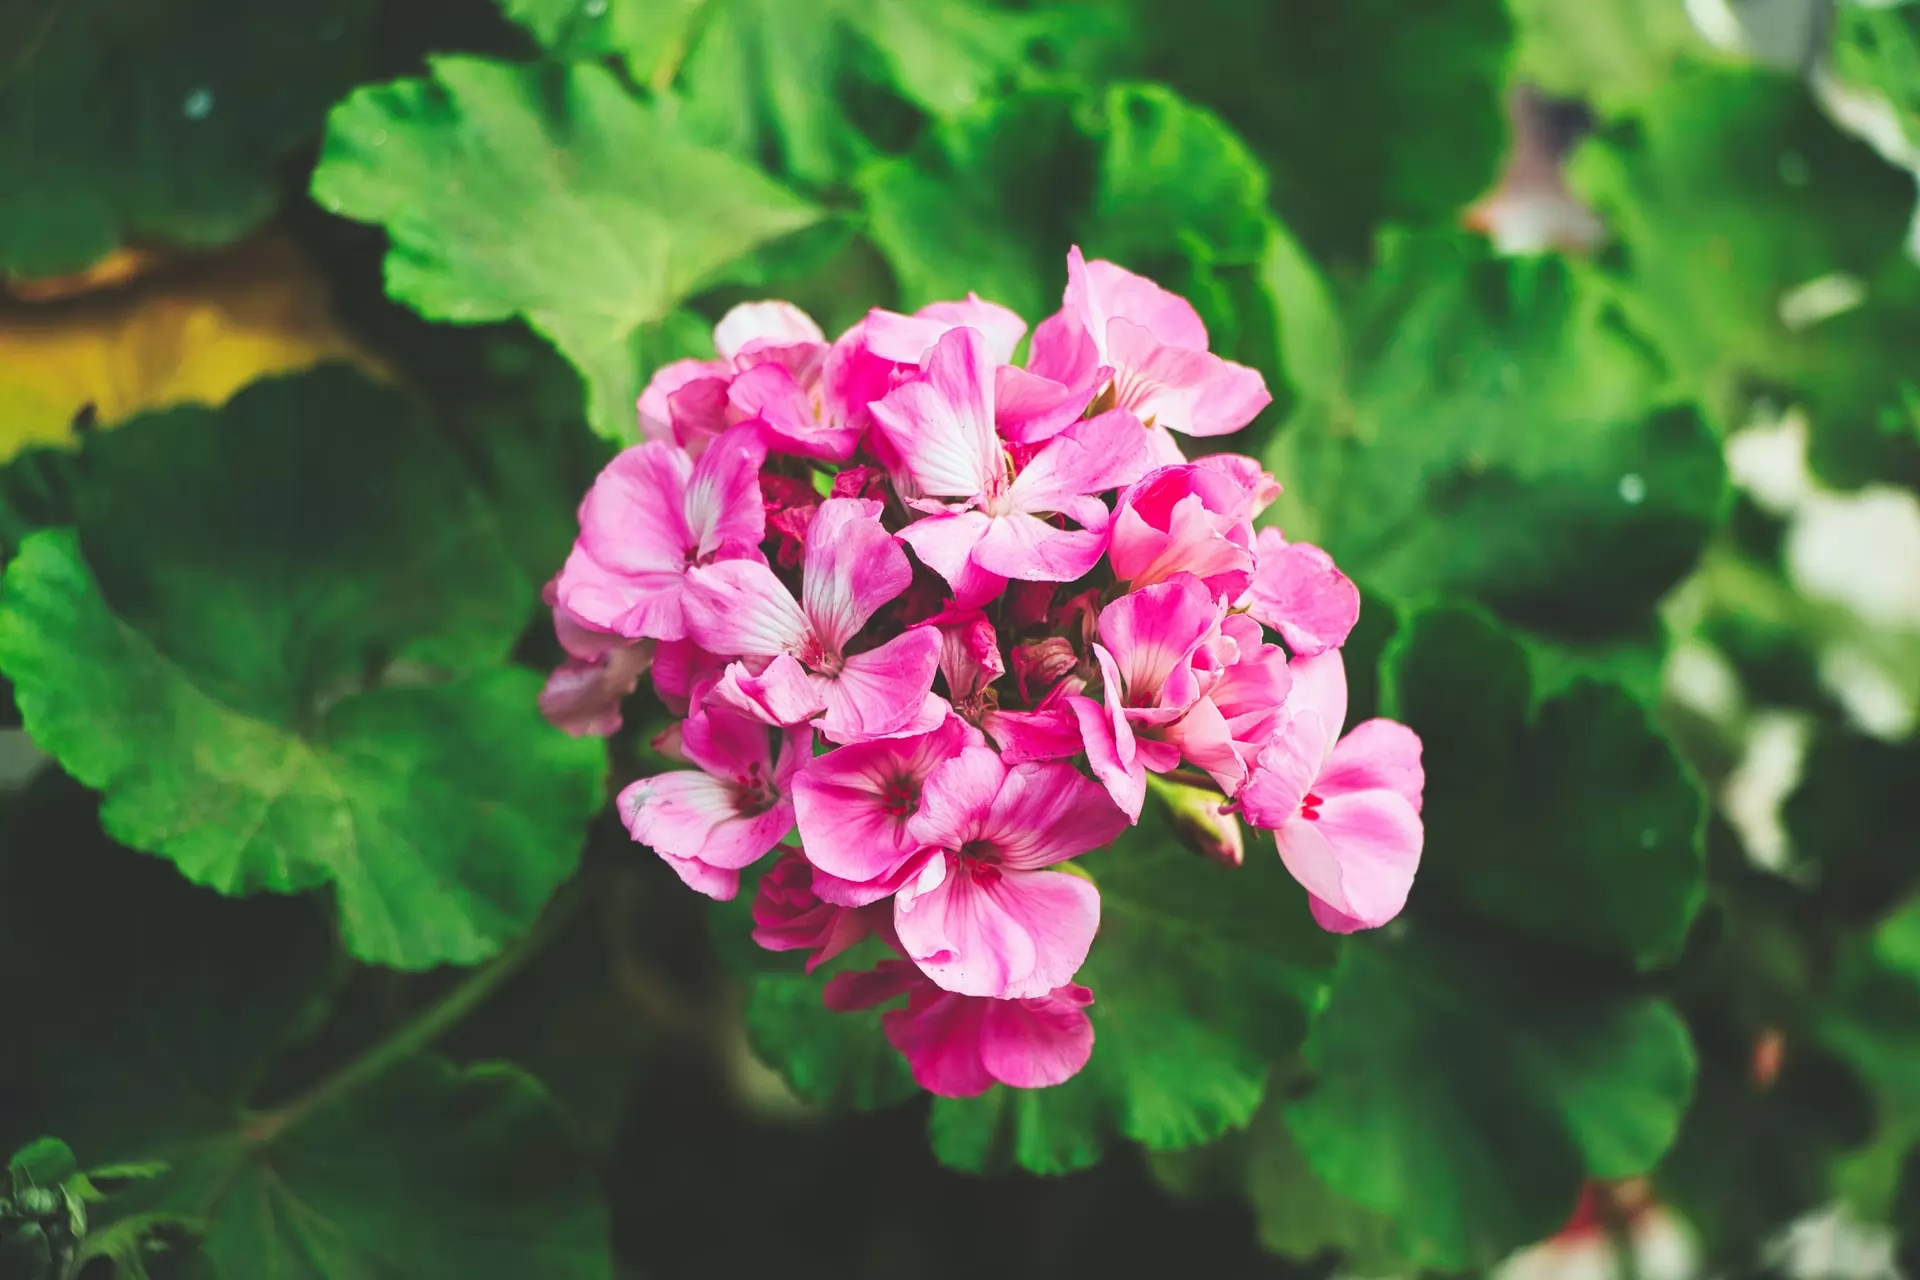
[{"x1": 541, "y1": 248, "x2": 1426, "y2": 1097}]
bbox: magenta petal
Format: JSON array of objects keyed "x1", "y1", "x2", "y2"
[
  {"x1": 1246, "y1": 529, "x2": 1360, "y2": 657},
  {"x1": 907, "y1": 745, "x2": 1008, "y2": 851},
  {"x1": 867, "y1": 295, "x2": 1027, "y2": 366},
  {"x1": 817, "y1": 626, "x2": 944, "y2": 743},
  {"x1": 801, "y1": 498, "x2": 912, "y2": 654},
  {"x1": 639, "y1": 358, "x2": 725, "y2": 443},
  {"x1": 1009, "y1": 408, "x2": 1158, "y2": 511},
  {"x1": 660, "y1": 853, "x2": 741, "y2": 901},
  {"x1": 869, "y1": 326, "x2": 1000, "y2": 500},
  {"x1": 895, "y1": 861, "x2": 1099, "y2": 998},
  {"x1": 980, "y1": 761, "x2": 1129, "y2": 870},
  {"x1": 884, "y1": 988, "x2": 997, "y2": 1097},
  {"x1": 1104, "y1": 317, "x2": 1271, "y2": 438},
  {"x1": 995, "y1": 364, "x2": 1092, "y2": 444},
  {"x1": 1071, "y1": 693, "x2": 1145, "y2": 822},
  {"x1": 1238, "y1": 715, "x2": 1329, "y2": 831},
  {"x1": 1318, "y1": 719, "x2": 1425, "y2": 814},
  {"x1": 1096, "y1": 575, "x2": 1219, "y2": 709},
  {"x1": 708, "y1": 654, "x2": 828, "y2": 727},
  {"x1": 794, "y1": 718, "x2": 973, "y2": 889},
  {"x1": 682, "y1": 559, "x2": 810, "y2": 658},
  {"x1": 970, "y1": 510, "x2": 1110, "y2": 582},
  {"x1": 978, "y1": 986, "x2": 1096, "y2": 1089},
  {"x1": 983, "y1": 706, "x2": 1085, "y2": 762},
  {"x1": 1077, "y1": 249, "x2": 1210, "y2": 351},
  {"x1": 899, "y1": 509, "x2": 995, "y2": 594}
]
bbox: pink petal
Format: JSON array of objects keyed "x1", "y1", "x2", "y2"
[
  {"x1": 660, "y1": 853, "x2": 741, "y2": 901},
  {"x1": 1287, "y1": 648, "x2": 1349, "y2": 762},
  {"x1": 995, "y1": 365, "x2": 1092, "y2": 444},
  {"x1": 1025, "y1": 306, "x2": 1103, "y2": 396},
  {"x1": 1009, "y1": 408, "x2": 1157, "y2": 512},
  {"x1": 868, "y1": 326, "x2": 1001, "y2": 500},
  {"x1": 639, "y1": 358, "x2": 725, "y2": 444},
  {"x1": 1095, "y1": 575, "x2": 1220, "y2": 710},
  {"x1": 802, "y1": 498, "x2": 913, "y2": 654},
  {"x1": 969, "y1": 510, "x2": 1110, "y2": 583},
  {"x1": 678, "y1": 700, "x2": 774, "y2": 777},
  {"x1": 1162, "y1": 695, "x2": 1245, "y2": 794},
  {"x1": 1237, "y1": 713, "x2": 1331, "y2": 831},
  {"x1": 983, "y1": 706, "x2": 1085, "y2": 762},
  {"x1": 1076, "y1": 248, "x2": 1210, "y2": 352},
  {"x1": 899, "y1": 509, "x2": 996, "y2": 594},
  {"x1": 979, "y1": 761, "x2": 1129, "y2": 870},
  {"x1": 557, "y1": 443, "x2": 695, "y2": 639},
  {"x1": 666, "y1": 376, "x2": 738, "y2": 456},
  {"x1": 713, "y1": 300, "x2": 825, "y2": 361},
  {"x1": 905, "y1": 744, "x2": 1008, "y2": 851},
  {"x1": 619, "y1": 772, "x2": 792, "y2": 870},
  {"x1": 1274, "y1": 788, "x2": 1422, "y2": 931},
  {"x1": 931, "y1": 607, "x2": 1005, "y2": 705},
  {"x1": 978, "y1": 985, "x2": 1096, "y2": 1089},
  {"x1": 708, "y1": 654, "x2": 829, "y2": 727},
  {"x1": 1105, "y1": 317, "x2": 1271, "y2": 438},
  {"x1": 539, "y1": 639, "x2": 653, "y2": 738},
  {"x1": 884, "y1": 986, "x2": 997, "y2": 1097},
  {"x1": 727, "y1": 361, "x2": 861, "y2": 461},
  {"x1": 816, "y1": 626, "x2": 944, "y2": 744},
  {"x1": 895, "y1": 860, "x2": 1100, "y2": 998},
  {"x1": 1108, "y1": 463, "x2": 1259, "y2": 594},
  {"x1": 684, "y1": 426, "x2": 768, "y2": 557},
  {"x1": 821, "y1": 319, "x2": 899, "y2": 436},
  {"x1": 650, "y1": 639, "x2": 725, "y2": 716},
  {"x1": 793, "y1": 718, "x2": 975, "y2": 895},
  {"x1": 866, "y1": 294, "x2": 1027, "y2": 366},
  {"x1": 1245, "y1": 528, "x2": 1360, "y2": 657},
  {"x1": 1318, "y1": 718, "x2": 1425, "y2": 814},
  {"x1": 683, "y1": 559, "x2": 810, "y2": 658},
  {"x1": 1070, "y1": 693, "x2": 1146, "y2": 822}
]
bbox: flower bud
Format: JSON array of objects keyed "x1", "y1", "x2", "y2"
[{"x1": 1147, "y1": 776, "x2": 1244, "y2": 867}]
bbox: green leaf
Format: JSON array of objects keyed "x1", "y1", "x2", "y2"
[
  {"x1": 5, "y1": 1141, "x2": 77, "y2": 1193},
  {"x1": 1831, "y1": 2, "x2": 1920, "y2": 158},
  {"x1": 1285, "y1": 929, "x2": 1697, "y2": 1269},
  {"x1": 743, "y1": 942, "x2": 919, "y2": 1111},
  {"x1": 1267, "y1": 233, "x2": 1726, "y2": 643},
  {"x1": 1507, "y1": 0, "x2": 1719, "y2": 114},
  {"x1": 0, "y1": 784, "x2": 612, "y2": 1279},
  {"x1": 1150, "y1": 1090, "x2": 1406, "y2": 1272},
  {"x1": 1386, "y1": 606, "x2": 1707, "y2": 968},
  {"x1": 1076, "y1": 0, "x2": 1511, "y2": 263},
  {"x1": 311, "y1": 56, "x2": 821, "y2": 440},
  {"x1": 1569, "y1": 62, "x2": 1920, "y2": 470},
  {"x1": 0, "y1": 0, "x2": 373, "y2": 275},
  {"x1": 1784, "y1": 727, "x2": 1920, "y2": 914},
  {"x1": 859, "y1": 89, "x2": 1093, "y2": 320},
  {"x1": 0, "y1": 370, "x2": 606, "y2": 969},
  {"x1": 928, "y1": 806, "x2": 1339, "y2": 1174}
]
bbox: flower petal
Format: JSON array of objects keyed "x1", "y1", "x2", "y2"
[
  {"x1": 866, "y1": 294, "x2": 1027, "y2": 366},
  {"x1": 1276, "y1": 788, "x2": 1422, "y2": 931},
  {"x1": 895, "y1": 860, "x2": 1099, "y2": 998},
  {"x1": 683, "y1": 559, "x2": 810, "y2": 658},
  {"x1": 905, "y1": 744, "x2": 1007, "y2": 851},
  {"x1": 707, "y1": 654, "x2": 829, "y2": 727},
  {"x1": 713, "y1": 300, "x2": 825, "y2": 361},
  {"x1": 793, "y1": 718, "x2": 974, "y2": 893},
  {"x1": 1246, "y1": 528, "x2": 1360, "y2": 657},
  {"x1": 980, "y1": 761, "x2": 1129, "y2": 870},
  {"x1": 978, "y1": 985, "x2": 1096, "y2": 1089},
  {"x1": 816, "y1": 626, "x2": 944, "y2": 743},
  {"x1": 868, "y1": 326, "x2": 1000, "y2": 500},
  {"x1": 1318, "y1": 718, "x2": 1425, "y2": 814},
  {"x1": 802, "y1": 498, "x2": 912, "y2": 654}
]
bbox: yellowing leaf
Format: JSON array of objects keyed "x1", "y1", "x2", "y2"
[{"x1": 0, "y1": 236, "x2": 372, "y2": 465}]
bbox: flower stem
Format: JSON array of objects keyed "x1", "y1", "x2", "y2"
[{"x1": 244, "y1": 881, "x2": 585, "y2": 1144}]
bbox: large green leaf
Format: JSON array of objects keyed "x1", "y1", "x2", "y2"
[
  {"x1": 1507, "y1": 0, "x2": 1718, "y2": 114},
  {"x1": 0, "y1": 0, "x2": 373, "y2": 275},
  {"x1": 0, "y1": 370, "x2": 606, "y2": 969},
  {"x1": 1285, "y1": 929, "x2": 1697, "y2": 1269},
  {"x1": 0, "y1": 781, "x2": 612, "y2": 1279},
  {"x1": 1387, "y1": 606, "x2": 1707, "y2": 968},
  {"x1": 927, "y1": 808, "x2": 1339, "y2": 1174},
  {"x1": 1053, "y1": 0, "x2": 1510, "y2": 263},
  {"x1": 502, "y1": 0, "x2": 1045, "y2": 190},
  {"x1": 1570, "y1": 61, "x2": 1920, "y2": 484},
  {"x1": 311, "y1": 56, "x2": 821, "y2": 439},
  {"x1": 1267, "y1": 232, "x2": 1726, "y2": 643},
  {"x1": 744, "y1": 941, "x2": 920, "y2": 1112}
]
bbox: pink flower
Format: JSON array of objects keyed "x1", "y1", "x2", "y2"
[
  {"x1": 1238, "y1": 648, "x2": 1424, "y2": 932},
  {"x1": 864, "y1": 294, "x2": 1028, "y2": 367},
  {"x1": 683, "y1": 497, "x2": 944, "y2": 742},
  {"x1": 893, "y1": 747, "x2": 1126, "y2": 998},
  {"x1": 1243, "y1": 527, "x2": 1360, "y2": 657},
  {"x1": 929, "y1": 605, "x2": 1005, "y2": 721},
  {"x1": 750, "y1": 850, "x2": 877, "y2": 971},
  {"x1": 1108, "y1": 460, "x2": 1267, "y2": 596},
  {"x1": 1069, "y1": 574, "x2": 1226, "y2": 820},
  {"x1": 1159, "y1": 612, "x2": 1293, "y2": 796},
  {"x1": 871, "y1": 326, "x2": 1154, "y2": 592},
  {"x1": 792, "y1": 716, "x2": 980, "y2": 906},
  {"x1": 538, "y1": 593, "x2": 655, "y2": 738},
  {"x1": 619, "y1": 701, "x2": 811, "y2": 901},
  {"x1": 553, "y1": 426, "x2": 767, "y2": 641},
  {"x1": 1028, "y1": 247, "x2": 1271, "y2": 454},
  {"x1": 825, "y1": 959, "x2": 1095, "y2": 1097}
]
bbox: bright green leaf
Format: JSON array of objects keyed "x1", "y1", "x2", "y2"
[
  {"x1": 0, "y1": 0, "x2": 373, "y2": 275},
  {"x1": 0, "y1": 371, "x2": 606, "y2": 969},
  {"x1": 1286, "y1": 930, "x2": 1696, "y2": 1269},
  {"x1": 1386, "y1": 606, "x2": 1707, "y2": 968},
  {"x1": 1267, "y1": 232, "x2": 1726, "y2": 643},
  {"x1": 311, "y1": 56, "x2": 821, "y2": 439}
]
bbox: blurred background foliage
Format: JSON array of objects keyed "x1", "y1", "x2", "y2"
[{"x1": 1, "y1": 0, "x2": 1919, "y2": 1276}]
